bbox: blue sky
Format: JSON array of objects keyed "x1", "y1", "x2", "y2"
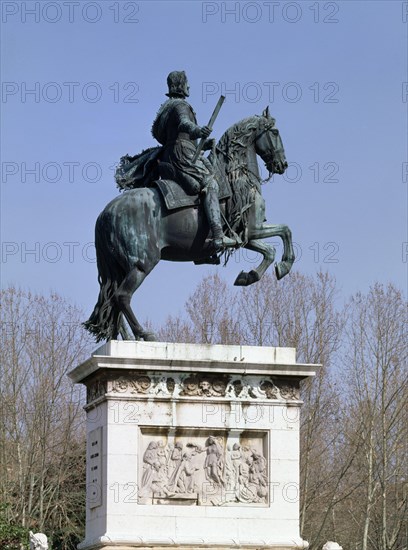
[{"x1": 1, "y1": 0, "x2": 407, "y2": 328}]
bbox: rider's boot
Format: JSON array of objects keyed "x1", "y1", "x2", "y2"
[{"x1": 202, "y1": 184, "x2": 236, "y2": 251}]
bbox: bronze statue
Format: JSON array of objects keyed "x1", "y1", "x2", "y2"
[
  {"x1": 152, "y1": 71, "x2": 235, "y2": 250},
  {"x1": 83, "y1": 72, "x2": 294, "y2": 342}
]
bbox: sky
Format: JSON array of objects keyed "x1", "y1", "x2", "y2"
[{"x1": 1, "y1": 0, "x2": 407, "y2": 330}]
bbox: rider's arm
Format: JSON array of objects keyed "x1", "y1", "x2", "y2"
[
  {"x1": 177, "y1": 104, "x2": 209, "y2": 139},
  {"x1": 178, "y1": 115, "x2": 202, "y2": 139}
]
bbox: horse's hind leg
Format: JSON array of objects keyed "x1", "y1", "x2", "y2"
[
  {"x1": 234, "y1": 240, "x2": 276, "y2": 286},
  {"x1": 109, "y1": 310, "x2": 131, "y2": 341},
  {"x1": 113, "y1": 266, "x2": 156, "y2": 341}
]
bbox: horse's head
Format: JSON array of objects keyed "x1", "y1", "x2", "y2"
[
  {"x1": 215, "y1": 108, "x2": 288, "y2": 183},
  {"x1": 255, "y1": 106, "x2": 288, "y2": 176}
]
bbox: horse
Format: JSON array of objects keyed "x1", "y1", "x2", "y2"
[{"x1": 83, "y1": 107, "x2": 295, "y2": 342}]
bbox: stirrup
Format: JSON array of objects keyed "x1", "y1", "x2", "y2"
[{"x1": 213, "y1": 235, "x2": 237, "y2": 251}]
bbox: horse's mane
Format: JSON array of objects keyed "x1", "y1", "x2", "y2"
[
  {"x1": 217, "y1": 115, "x2": 261, "y2": 166},
  {"x1": 216, "y1": 116, "x2": 265, "y2": 254}
]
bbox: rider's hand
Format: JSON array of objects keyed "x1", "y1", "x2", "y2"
[
  {"x1": 199, "y1": 125, "x2": 211, "y2": 138},
  {"x1": 203, "y1": 138, "x2": 216, "y2": 151}
]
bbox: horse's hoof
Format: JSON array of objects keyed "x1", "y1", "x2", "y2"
[
  {"x1": 234, "y1": 270, "x2": 260, "y2": 286},
  {"x1": 142, "y1": 331, "x2": 157, "y2": 342},
  {"x1": 234, "y1": 271, "x2": 249, "y2": 286},
  {"x1": 275, "y1": 262, "x2": 290, "y2": 280},
  {"x1": 248, "y1": 270, "x2": 260, "y2": 285}
]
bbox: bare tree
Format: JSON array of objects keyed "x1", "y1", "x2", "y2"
[
  {"x1": 341, "y1": 284, "x2": 408, "y2": 550},
  {"x1": 156, "y1": 314, "x2": 198, "y2": 344},
  {"x1": 0, "y1": 287, "x2": 93, "y2": 549},
  {"x1": 156, "y1": 273, "x2": 242, "y2": 345},
  {"x1": 185, "y1": 272, "x2": 242, "y2": 344}
]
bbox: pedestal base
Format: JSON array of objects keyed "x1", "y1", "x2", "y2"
[
  {"x1": 69, "y1": 341, "x2": 318, "y2": 550},
  {"x1": 79, "y1": 540, "x2": 308, "y2": 550}
]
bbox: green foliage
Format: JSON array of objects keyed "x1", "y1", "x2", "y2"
[{"x1": 0, "y1": 504, "x2": 28, "y2": 550}]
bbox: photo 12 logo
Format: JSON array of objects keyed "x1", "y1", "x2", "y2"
[
  {"x1": 202, "y1": 81, "x2": 340, "y2": 104},
  {"x1": 1, "y1": 82, "x2": 139, "y2": 103},
  {"x1": 1, "y1": 2, "x2": 140, "y2": 24},
  {"x1": 1, "y1": 241, "x2": 96, "y2": 264},
  {"x1": 201, "y1": 2, "x2": 340, "y2": 24},
  {"x1": 2, "y1": 161, "x2": 103, "y2": 184}
]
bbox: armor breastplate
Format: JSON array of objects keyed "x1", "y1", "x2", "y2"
[{"x1": 152, "y1": 99, "x2": 198, "y2": 146}]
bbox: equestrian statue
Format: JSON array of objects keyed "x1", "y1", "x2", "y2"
[{"x1": 83, "y1": 71, "x2": 295, "y2": 342}]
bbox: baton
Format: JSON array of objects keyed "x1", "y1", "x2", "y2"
[{"x1": 192, "y1": 95, "x2": 225, "y2": 164}]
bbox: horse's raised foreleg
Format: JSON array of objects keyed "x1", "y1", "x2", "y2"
[
  {"x1": 249, "y1": 223, "x2": 294, "y2": 280},
  {"x1": 113, "y1": 267, "x2": 157, "y2": 341},
  {"x1": 234, "y1": 223, "x2": 294, "y2": 285},
  {"x1": 234, "y1": 239, "x2": 276, "y2": 286}
]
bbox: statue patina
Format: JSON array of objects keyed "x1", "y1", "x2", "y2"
[
  {"x1": 84, "y1": 71, "x2": 294, "y2": 342},
  {"x1": 152, "y1": 71, "x2": 235, "y2": 251}
]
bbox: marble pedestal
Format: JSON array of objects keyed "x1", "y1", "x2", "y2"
[{"x1": 69, "y1": 341, "x2": 319, "y2": 550}]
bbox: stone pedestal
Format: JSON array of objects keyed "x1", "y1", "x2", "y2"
[{"x1": 69, "y1": 341, "x2": 319, "y2": 550}]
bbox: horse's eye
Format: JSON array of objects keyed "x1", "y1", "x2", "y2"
[{"x1": 272, "y1": 129, "x2": 279, "y2": 136}]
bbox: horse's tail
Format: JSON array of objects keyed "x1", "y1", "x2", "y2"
[{"x1": 83, "y1": 225, "x2": 124, "y2": 342}]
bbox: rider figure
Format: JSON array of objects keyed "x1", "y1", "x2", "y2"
[{"x1": 152, "y1": 70, "x2": 236, "y2": 251}]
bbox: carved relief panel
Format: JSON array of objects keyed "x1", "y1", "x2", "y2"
[{"x1": 138, "y1": 429, "x2": 268, "y2": 507}]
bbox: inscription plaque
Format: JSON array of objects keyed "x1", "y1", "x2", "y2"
[{"x1": 88, "y1": 427, "x2": 102, "y2": 509}]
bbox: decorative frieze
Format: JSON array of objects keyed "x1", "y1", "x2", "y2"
[
  {"x1": 110, "y1": 374, "x2": 152, "y2": 394},
  {"x1": 85, "y1": 371, "x2": 300, "y2": 404},
  {"x1": 178, "y1": 374, "x2": 228, "y2": 397}
]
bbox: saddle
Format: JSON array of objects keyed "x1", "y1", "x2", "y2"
[
  {"x1": 155, "y1": 161, "x2": 231, "y2": 212},
  {"x1": 116, "y1": 153, "x2": 231, "y2": 211},
  {"x1": 155, "y1": 178, "x2": 201, "y2": 211},
  {"x1": 153, "y1": 161, "x2": 197, "y2": 210}
]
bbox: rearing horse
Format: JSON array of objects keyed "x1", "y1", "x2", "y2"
[{"x1": 84, "y1": 108, "x2": 294, "y2": 342}]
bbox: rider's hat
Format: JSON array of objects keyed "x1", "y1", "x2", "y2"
[{"x1": 166, "y1": 70, "x2": 189, "y2": 98}]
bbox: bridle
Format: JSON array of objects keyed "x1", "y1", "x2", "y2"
[{"x1": 255, "y1": 121, "x2": 285, "y2": 183}]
